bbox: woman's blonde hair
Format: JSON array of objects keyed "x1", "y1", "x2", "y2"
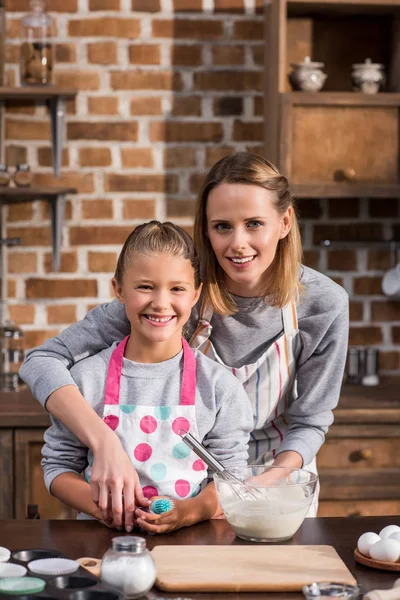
[
  {"x1": 114, "y1": 220, "x2": 201, "y2": 289},
  {"x1": 194, "y1": 152, "x2": 302, "y2": 314}
]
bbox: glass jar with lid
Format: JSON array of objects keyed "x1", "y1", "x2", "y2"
[
  {"x1": 100, "y1": 536, "x2": 156, "y2": 599},
  {"x1": 0, "y1": 321, "x2": 25, "y2": 391},
  {"x1": 19, "y1": 0, "x2": 54, "y2": 86}
]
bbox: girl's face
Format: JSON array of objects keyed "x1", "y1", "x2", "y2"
[
  {"x1": 206, "y1": 183, "x2": 292, "y2": 296},
  {"x1": 112, "y1": 252, "x2": 201, "y2": 352}
]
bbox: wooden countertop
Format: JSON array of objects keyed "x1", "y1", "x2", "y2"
[{"x1": 1, "y1": 517, "x2": 400, "y2": 598}]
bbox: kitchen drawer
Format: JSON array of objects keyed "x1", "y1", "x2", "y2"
[
  {"x1": 317, "y1": 438, "x2": 400, "y2": 469},
  {"x1": 289, "y1": 106, "x2": 398, "y2": 185},
  {"x1": 318, "y1": 500, "x2": 400, "y2": 518}
]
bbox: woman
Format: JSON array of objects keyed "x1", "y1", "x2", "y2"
[{"x1": 20, "y1": 152, "x2": 349, "y2": 531}]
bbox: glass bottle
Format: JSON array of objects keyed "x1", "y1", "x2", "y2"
[
  {"x1": 20, "y1": 0, "x2": 54, "y2": 86},
  {"x1": 0, "y1": 321, "x2": 25, "y2": 391},
  {"x1": 100, "y1": 536, "x2": 156, "y2": 599}
]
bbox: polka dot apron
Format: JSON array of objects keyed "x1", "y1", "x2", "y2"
[
  {"x1": 189, "y1": 300, "x2": 319, "y2": 517},
  {"x1": 84, "y1": 336, "x2": 208, "y2": 500}
]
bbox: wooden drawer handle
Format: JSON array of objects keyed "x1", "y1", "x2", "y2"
[
  {"x1": 348, "y1": 449, "x2": 372, "y2": 463},
  {"x1": 334, "y1": 168, "x2": 357, "y2": 182}
]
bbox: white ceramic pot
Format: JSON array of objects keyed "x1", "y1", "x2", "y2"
[
  {"x1": 352, "y1": 58, "x2": 385, "y2": 94},
  {"x1": 288, "y1": 56, "x2": 327, "y2": 92}
]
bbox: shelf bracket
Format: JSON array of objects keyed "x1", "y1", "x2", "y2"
[
  {"x1": 49, "y1": 193, "x2": 65, "y2": 271},
  {"x1": 48, "y1": 97, "x2": 65, "y2": 178}
]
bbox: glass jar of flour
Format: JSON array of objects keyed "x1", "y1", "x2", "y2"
[{"x1": 100, "y1": 536, "x2": 156, "y2": 599}]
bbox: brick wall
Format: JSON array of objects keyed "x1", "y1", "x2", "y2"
[{"x1": 4, "y1": 0, "x2": 400, "y2": 374}]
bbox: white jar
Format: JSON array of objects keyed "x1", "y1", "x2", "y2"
[{"x1": 100, "y1": 536, "x2": 156, "y2": 599}]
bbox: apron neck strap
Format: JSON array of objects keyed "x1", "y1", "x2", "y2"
[{"x1": 180, "y1": 338, "x2": 196, "y2": 406}]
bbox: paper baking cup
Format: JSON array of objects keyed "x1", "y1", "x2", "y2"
[
  {"x1": 0, "y1": 576, "x2": 46, "y2": 595},
  {"x1": 0, "y1": 563, "x2": 27, "y2": 577},
  {"x1": 28, "y1": 558, "x2": 80, "y2": 576},
  {"x1": 0, "y1": 547, "x2": 11, "y2": 562}
]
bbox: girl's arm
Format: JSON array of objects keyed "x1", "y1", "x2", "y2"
[
  {"x1": 135, "y1": 483, "x2": 222, "y2": 534},
  {"x1": 50, "y1": 472, "x2": 104, "y2": 521}
]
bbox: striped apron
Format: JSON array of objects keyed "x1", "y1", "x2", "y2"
[{"x1": 189, "y1": 299, "x2": 319, "y2": 517}]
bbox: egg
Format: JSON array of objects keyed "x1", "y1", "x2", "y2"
[
  {"x1": 379, "y1": 525, "x2": 400, "y2": 539},
  {"x1": 369, "y1": 538, "x2": 400, "y2": 563},
  {"x1": 389, "y1": 532, "x2": 400, "y2": 544},
  {"x1": 357, "y1": 532, "x2": 381, "y2": 557}
]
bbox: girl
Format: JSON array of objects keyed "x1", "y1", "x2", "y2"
[
  {"x1": 41, "y1": 221, "x2": 253, "y2": 533},
  {"x1": 21, "y1": 152, "x2": 349, "y2": 529}
]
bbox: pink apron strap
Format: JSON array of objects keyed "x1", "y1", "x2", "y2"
[
  {"x1": 180, "y1": 338, "x2": 196, "y2": 406},
  {"x1": 104, "y1": 336, "x2": 130, "y2": 405}
]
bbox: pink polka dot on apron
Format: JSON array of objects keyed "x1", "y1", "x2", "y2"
[
  {"x1": 103, "y1": 415, "x2": 119, "y2": 431},
  {"x1": 175, "y1": 479, "x2": 190, "y2": 498},
  {"x1": 172, "y1": 417, "x2": 190, "y2": 435},
  {"x1": 134, "y1": 443, "x2": 152, "y2": 462},
  {"x1": 140, "y1": 415, "x2": 157, "y2": 434},
  {"x1": 143, "y1": 485, "x2": 158, "y2": 499},
  {"x1": 192, "y1": 459, "x2": 206, "y2": 471}
]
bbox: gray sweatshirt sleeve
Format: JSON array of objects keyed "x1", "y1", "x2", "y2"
[
  {"x1": 19, "y1": 299, "x2": 129, "y2": 407},
  {"x1": 276, "y1": 283, "x2": 349, "y2": 466}
]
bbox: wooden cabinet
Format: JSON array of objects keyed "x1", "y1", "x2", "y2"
[{"x1": 265, "y1": 0, "x2": 400, "y2": 198}]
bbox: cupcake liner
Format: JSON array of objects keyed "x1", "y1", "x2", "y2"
[
  {"x1": 0, "y1": 547, "x2": 11, "y2": 563},
  {"x1": 28, "y1": 558, "x2": 79, "y2": 576},
  {"x1": 0, "y1": 563, "x2": 27, "y2": 578},
  {"x1": 0, "y1": 576, "x2": 45, "y2": 595}
]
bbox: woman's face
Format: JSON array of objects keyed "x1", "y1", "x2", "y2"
[{"x1": 206, "y1": 183, "x2": 292, "y2": 296}]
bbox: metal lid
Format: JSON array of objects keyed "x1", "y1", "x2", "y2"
[
  {"x1": 111, "y1": 536, "x2": 147, "y2": 553},
  {"x1": 352, "y1": 58, "x2": 383, "y2": 69},
  {"x1": 16, "y1": 163, "x2": 31, "y2": 172},
  {"x1": 303, "y1": 582, "x2": 361, "y2": 599},
  {"x1": 0, "y1": 321, "x2": 24, "y2": 339},
  {"x1": 291, "y1": 56, "x2": 324, "y2": 69}
]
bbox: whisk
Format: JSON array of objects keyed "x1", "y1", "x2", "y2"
[{"x1": 179, "y1": 429, "x2": 263, "y2": 502}]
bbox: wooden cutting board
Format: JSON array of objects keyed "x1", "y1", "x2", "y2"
[{"x1": 152, "y1": 545, "x2": 357, "y2": 592}]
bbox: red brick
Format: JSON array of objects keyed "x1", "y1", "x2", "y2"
[
  {"x1": 205, "y1": 147, "x2": 235, "y2": 167},
  {"x1": 79, "y1": 147, "x2": 112, "y2": 167},
  {"x1": 251, "y1": 45, "x2": 264, "y2": 65},
  {"x1": 88, "y1": 252, "x2": 118, "y2": 272},
  {"x1": 70, "y1": 226, "x2": 134, "y2": 245},
  {"x1": 130, "y1": 97, "x2": 162, "y2": 115},
  {"x1": 380, "y1": 351, "x2": 400, "y2": 370},
  {"x1": 68, "y1": 18, "x2": 140, "y2": 37},
  {"x1": 302, "y1": 250, "x2": 320, "y2": 271},
  {"x1": 6, "y1": 19, "x2": 20, "y2": 41},
  {"x1": 8, "y1": 280, "x2": 16, "y2": 298},
  {"x1": 150, "y1": 121, "x2": 223, "y2": 143},
  {"x1": 5, "y1": 100, "x2": 35, "y2": 115},
  {"x1": 132, "y1": 0, "x2": 160, "y2": 10},
  {"x1": 123, "y1": 199, "x2": 156, "y2": 219},
  {"x1": 105, "y1": 174, "x2": 178, "y2": 193},
  {"x1": 328, "y1": 199, "x2": 360, "y2": 219},
  {"x1": 171, "y1": 45, "x2": 203, "y2": 67},
  {"x1": 128, "y1": 44, "x2": 161, "y2": 65},
  {"x1": 44, "y1": 252, "x2": 78, "y2": 273},
  {"x1": 88, "y1": 97, "x2": 119, "y2": 115},
  {"x1": 189, "y1": 172, "x2": 206, "y2": 193},
  {"x1": 173, "y1": 0, "x2": 202, "y2": 10},
  {"x1": 368, "y1": 250, "x2": 391, "y2": 271},
  {"x1": 24, "y1": 330, "x2": 60, "y2": 349},
  {"x1": 297, "y1": 199, "x2": 322, "y2": 219},
  {"x1": 233, "y1": 120, "x2": 263, "y2": 142},
  {"x1": 353, "y1": 277, "x2": 382, "y2": 295},
  {"x1": 167, "y1": 198, "x2": 195, "y2": 218},
  {"x1": 6, "y1": 145, "x2": 27, "y2": 165},
  {"x1": 32, "y1": 172, "x2": 95, "y2": 194},
  {"x1": 392, "y1": 327, "x2": 400, "y2": 344},
  {"x1": 171, "y1": 96, "x2": 201, "y2": 116},
  {"x1": 8, "y1": 252, "x2": 37, "y2": 273},
  {"x1": 56, "y1": 43, "x2": 77, "y2": 62},
  {"x1": 47, "y1": 305, "x2": 77, "y2": 324},
  {"x1": 88, "y1": 42, "x2": 117, "y2": 65},
  {"x1": 164, "y1": 147, "x2": 197, "y2": 169},
  {"x1": 7, "y1": 203, "x2": 33, "y2": 222},
  {"x1": 40, "y1": 200, "x2": 73, "y2": 222},
  {"x1": 254, "y1": 96, "x2": 263, "y2": 116},
  {"x1": 215, "y1": 0, "x2": 244, "y2": 11},
  {"x1": 38, "y1": 147, "x2": 69, "y2": 167},
  {"x1": 214, "y1": 97, "x2": 243, "y2": 116},
  {"x1": 26, "y1": 279, "x2": 98, "y2": 299},
  {"x1": 68, "y1": 122, "x2": 138, "y2": 142},
  {"x1": 212, "y1": 45, "x2": 245, "y2": 65},
  {"x1": 369, "y1": 199, "x2": 398, "y2": 218},
  {"x1": 89, "y1": 0, "x2": 120, "y2": 8},
  {"x1": 121, "y1": 148, "x2": 154, "y2": 168},
  {"x1": 246, "y1": 144, "x2": 264, "y2": 155},
  {"x1": 371, "y1": 302, "x2": 400, "y2": 322},
  {"x1": 194, "y1": 71, "x2": 262, "y2": 91},
  {"x1": 5, "y1": 44, "x2": 19, "y2": 63},
  {"x1": 7, "y1": 0, "x2": 76, "y2": 10},
  {"x1": 349, "y1": 327, "x2": 383, "y2": 345},
  {"x1": 7, "y1": 227, "x2": 51, "y2": 246},
  {"x1": 349, "y1": 301, "x2": 363, "y2": 321},
  {"x1": 233, "y1": 19, "x2": 263, "y2": 39},
  {"x1": 6, "y1": 119, "x2": 50, "y2": 140},
  {"x1": 54, "y1": 71, "x2": 100, "y2": 90},
  {"x1": 313, "y1": 224, "x2": 383, "y2": 245},
  {"x1": 327, "y1": 250, "x2": 357, "y2": 271},
  {"x1": 111, "y1": 71, "x2": 183, "y2": 91},
  {"x1": 152, "y1": 19, "x2": 223, "y2": 39},
  {"x1": 9, "y1": 304, "x2": 35, "y2": 325},
  {"x1": 82, "y1": 200, "x2": 114, "y2": 220}
]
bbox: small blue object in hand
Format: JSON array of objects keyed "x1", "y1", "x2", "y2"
[{"x1": 150, "y1": 498, "x2": 174, "y2": 514}]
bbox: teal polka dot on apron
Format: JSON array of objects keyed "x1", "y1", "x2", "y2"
[
  {"x1": 121, "y1": 405, "x2": 136, "y2": 414},
  {"x1": 154, "y1": 406, "x2": 172, "y2": 420},
  {"x1": 151, "y1": 462, "x2": 167, "y2": 481},
  {"x1": 172, "y1": 442, "x2": 191, "y2": 459}
]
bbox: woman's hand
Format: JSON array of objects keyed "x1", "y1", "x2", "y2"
[
  {"x1": 90, "y1": 434, "x2": 150, "y2": 531},
  {"x1": 135, "y1": 497, "x2": 189, "y2": 534}
]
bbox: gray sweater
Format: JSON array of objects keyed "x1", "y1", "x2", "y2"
[
  {"x1": 42, "y1": 345, "x2": 253, "y2": 492},
  {"x1": 21, "y1": 266, "x2": 349, "y2": 467}
]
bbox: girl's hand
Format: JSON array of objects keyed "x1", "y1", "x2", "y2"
[
  {"x1": 90, "y1": 435, "x2": 150, "y2": 531},
  {"x1": 135, "y1": 497, "x2": 189, "y2": 534}
]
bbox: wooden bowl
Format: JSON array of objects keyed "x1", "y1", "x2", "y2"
[{"x1": 354, "y1": 548, "x2": 400, "y2": 571}]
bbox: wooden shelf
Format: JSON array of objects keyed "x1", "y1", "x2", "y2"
[
  {"x1": 0, "y1": 87, "x2": 77, "y2": 101},
  {"x1": 287, "y1": 0, "x2": 400, "y2": 16},
  {"x1": 283, "y1": 92, "x2": 400, "y2": 106},
  {"x1": 293, "y1": 183, "x2": 400, "y2": 198}
]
